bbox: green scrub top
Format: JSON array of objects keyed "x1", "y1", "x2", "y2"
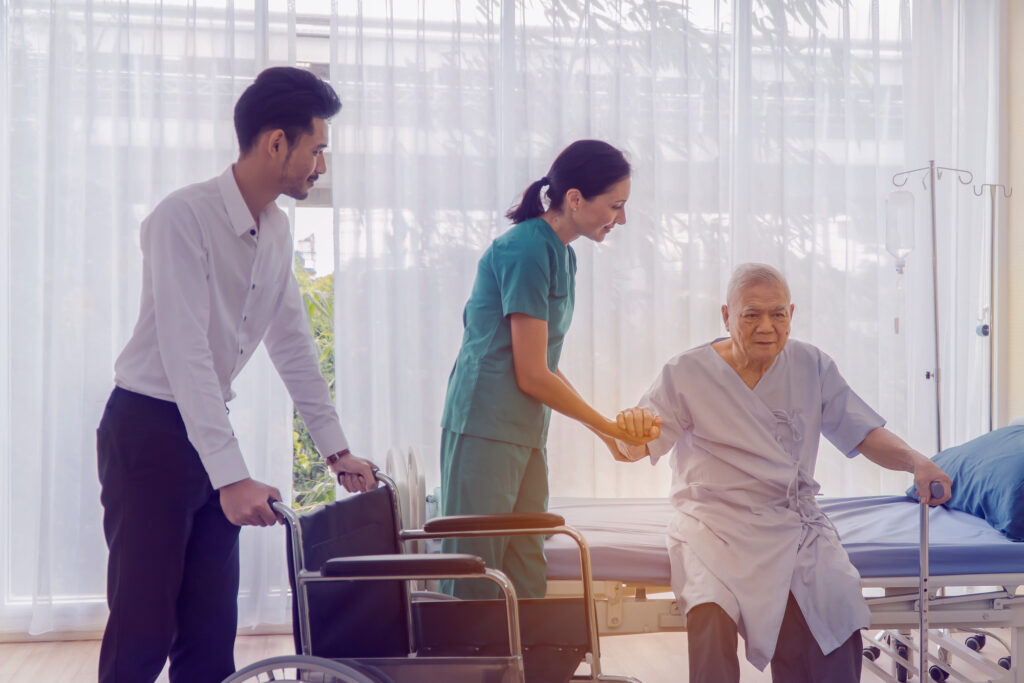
[{"x1": 441, "y1": 217, "x2": 577, "y2": 449}]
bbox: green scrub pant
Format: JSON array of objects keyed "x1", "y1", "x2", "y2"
[{"x1": 438, "y1": 429, "x2": 549, "y2": 599}]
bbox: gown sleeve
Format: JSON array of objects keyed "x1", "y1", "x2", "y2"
[
  {"x1": 638, "y1": 354, "x2": 696, "y2": 464},
  {"x1": 818, "y1": 350, "x2": 886, "y2": 457}
]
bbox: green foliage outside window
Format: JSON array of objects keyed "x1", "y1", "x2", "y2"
[{"x1": 292, "y1": 256, "x2": 337, "y2": 511}]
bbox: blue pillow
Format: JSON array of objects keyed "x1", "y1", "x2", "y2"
[{"x1": 907, "y1": 425, "x2": 1024, "y2": 541}]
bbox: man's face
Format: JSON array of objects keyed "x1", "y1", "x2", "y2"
[
  {"x1": 279, "y1": 117, "x2": 328, "y2": 201},
  {"x1": 722, "y1": 281, "x2": 794, "y2": 365}
]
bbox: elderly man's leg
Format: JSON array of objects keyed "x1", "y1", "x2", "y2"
[
  {"x1": 770, "y1": 593, "x2": 862, "y2": 683},
  {"x1": 686, "y1": 602, "x2": 740, "y2": 683}
]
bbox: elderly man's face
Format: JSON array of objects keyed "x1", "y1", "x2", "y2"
[{"x1": 723, "y1": 282, "x2": 794, "y2": 365}]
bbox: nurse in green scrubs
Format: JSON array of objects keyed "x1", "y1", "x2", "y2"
[{"x1": 440, "y1": 139, "x2": 657, "y2": 599}]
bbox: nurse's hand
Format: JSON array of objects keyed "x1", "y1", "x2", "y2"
[
  {"x1": 596, "y1": 433, "x2": 645, "y2": 462},
  {"x1": 615, "y1": 407, "x2": 662, "y2": 443}
]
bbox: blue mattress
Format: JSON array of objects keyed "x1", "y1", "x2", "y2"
[{"x1": 544, "y1": 495, "x2": 1024, "y2": 583}]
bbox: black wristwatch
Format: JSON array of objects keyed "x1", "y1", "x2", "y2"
[{"x1": 325, "y1": 448, "x2": 351, "y2": 466}]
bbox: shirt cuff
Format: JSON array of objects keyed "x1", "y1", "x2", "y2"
[
  {"x1": 311, "y1": 421, "x2": 350, "y2": 461},
  {"x1": 203, "y1": 443, "x2": 251, "y2": 490}
]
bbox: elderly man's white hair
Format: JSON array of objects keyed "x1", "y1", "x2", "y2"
[{"x1": 726, "y1": 263, "x2": 791, "y2": 307}]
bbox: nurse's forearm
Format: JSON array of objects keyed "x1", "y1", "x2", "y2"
[
  {"x1": 510, "y1": 314, "x2": 615, "y2": 434},
  {"x1": 519, "y1": 368, "x2": 616, "y2": 434},
  {"x1": 556, "y1": 370, "x2": 616, "y2": 439},
  {"x1": 510, "y1": 314, "x2": 647, "y2": 442}
]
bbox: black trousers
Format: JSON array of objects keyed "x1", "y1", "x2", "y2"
[
  {"x1": 687, "y1": 594, "x2": 862, "y2": 683},
  {"x1": 96, "y1": 387, "x2": 241, "y2": 683}
]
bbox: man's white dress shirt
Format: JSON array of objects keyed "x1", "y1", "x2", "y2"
[{"x1": 115, "y1": 166, "x2": 348, "y2": 489}]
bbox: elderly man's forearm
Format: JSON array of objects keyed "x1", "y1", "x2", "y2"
[{"x1": 856, "y1": 427, "x2": 925, "y2": 472}]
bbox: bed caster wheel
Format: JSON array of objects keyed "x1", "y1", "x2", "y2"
[
  {"x1": 965, "y1": 634, "x2": 987, "y2": 651},
  {"x1": 929, "y1": 665, "x2": 950, "y2": 681},
  {"x1": 894, "y1": 641, "x2": 909, "y2": 682},
  {"x1": 999, "y1": 656, "x2": 1012, "y2": 670},
  {"x1": 862, "y1": 646, "x2": 880, "y2": 661}
]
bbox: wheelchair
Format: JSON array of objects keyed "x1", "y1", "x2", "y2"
[{"x1": 223, "y1": 472, "x2": 638, "y2": 683}]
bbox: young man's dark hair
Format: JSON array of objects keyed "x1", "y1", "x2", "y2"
[{"x1": 233, "y1": 66, "x2": 342, "y2": 154}]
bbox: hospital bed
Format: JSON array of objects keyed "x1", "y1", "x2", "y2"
[
  {"x1": 379, "y1": 445, "x2": 1024, "y2": 683},
  {"x1": 542, "y1": 495, "x2": 1024, "y2": 683}
]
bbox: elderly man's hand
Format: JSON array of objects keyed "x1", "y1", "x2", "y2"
[
  {"x1": 913, "y1": 457, "x2": 953, "y2": 506},
  {"x1": 614, "y1": 407, "x2": 662, "y2": 444}
]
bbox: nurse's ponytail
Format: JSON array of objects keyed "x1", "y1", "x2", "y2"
[
  {"x1": 505, "y1": 177, "x2": 551, "y2": 223},
  {"x1": 505, "y1": 139, "x2": 630, "y2": 224}
]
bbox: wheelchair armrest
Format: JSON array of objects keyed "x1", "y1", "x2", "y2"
[
  {"x1": 322, "y1": 553, "x2": 486, "y2": 578},
  {"x1": 422, "y1": 512, "x2": 565, "y2": 533}
]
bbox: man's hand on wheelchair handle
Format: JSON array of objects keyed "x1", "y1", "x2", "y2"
[
  {"x1": 329, "y1": 451, "x2": 379, "y2": 493},
  {"x1": 219, "y1": 477, "x2": 282, "y2": 527}
]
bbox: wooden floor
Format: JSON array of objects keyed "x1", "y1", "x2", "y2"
[
  {"x1": 1, "y1": 630, "x2": 1006, "y2": 682},
  {"x1": 0, "y1": 632, "x2": 770, "y2": 682}
]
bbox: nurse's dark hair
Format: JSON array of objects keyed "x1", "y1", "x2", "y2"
[
  {"x1": 234, "y1": 66, "x2": 342, "y2": 155},
  {"x1": 505, "y1": 139, "x2": 631, "y2": 223}
]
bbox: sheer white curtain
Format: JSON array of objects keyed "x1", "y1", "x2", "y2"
[
  {"x1": 328, "y1": 0, "x2": 1005, "y2": 501},
  {"x1": 0, "y1": 1, "x2": 298, "y2": 636},
  {"x1": 0, "y1": 0, "x2": 1007, "y2": 639}
]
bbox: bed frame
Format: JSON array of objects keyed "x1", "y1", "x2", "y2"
[
  {"x1": 544, "y1": 575, "x2": 1024, "y2": 682},
  {"x1": 387, "y1": 449, "x2": 1024, "y2": 683}
]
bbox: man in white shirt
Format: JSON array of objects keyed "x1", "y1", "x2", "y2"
[
  {"x1": 614, "y1": 263, "x2": 951, "y2": 683},
  {"x1": 96, "y1": 67, "x2": 377, "y2": 683}
]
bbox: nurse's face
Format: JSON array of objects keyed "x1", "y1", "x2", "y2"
[
  {"x1": 722, "y1": 282, "x2": 794, "y2": 365},
  {"x1": 571, "y1": 176, "x2": 630, "y2": 242}
]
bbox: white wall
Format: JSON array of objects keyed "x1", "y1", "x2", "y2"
[{"x1": 1009, "y1": 2, "x2": 1024, "y2": 421}]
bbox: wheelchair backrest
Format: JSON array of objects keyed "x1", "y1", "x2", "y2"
[{"x1": 286, "y1": 485, "x2": 410, "y2": 657}]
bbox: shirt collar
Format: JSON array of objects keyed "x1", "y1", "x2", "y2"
[{"x1": 217, "y1": 165, "x2": 260, "y2": 238}]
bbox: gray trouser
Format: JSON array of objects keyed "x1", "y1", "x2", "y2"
[{"x1": 687, "y1": 593, "x2": 862, "y2": 683}]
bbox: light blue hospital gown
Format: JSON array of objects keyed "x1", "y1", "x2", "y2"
[{"x1": 637, "y1": 339, "x2": 884, "y2": 670}]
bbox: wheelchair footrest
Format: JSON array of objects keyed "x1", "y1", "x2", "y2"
[{"x1": 414, "y1": 597, "x2": 589, "y2": 683}]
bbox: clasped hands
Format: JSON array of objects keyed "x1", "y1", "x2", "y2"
[{"x1": 600, "y1": 406, "x2": 661, "y2": 462}]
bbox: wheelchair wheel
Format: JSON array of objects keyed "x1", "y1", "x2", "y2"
[{"x1": 222, "y1": 655, "x2": 389, "y2": 683}]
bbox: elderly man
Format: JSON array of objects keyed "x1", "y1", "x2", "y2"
[{"x1": 614, "y1": 263, "x2": 952, "y2": 683}]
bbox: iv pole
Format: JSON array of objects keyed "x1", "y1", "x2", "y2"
[
  {"x1": 892, "y1": 161, "x2": 972, "y2": 683},
  {"x1": 972, "y1": 182, "x2": 1012, "y2": 432},
  {"x1": 891, "y1": 160, "x2": 973, "y2": 454}
]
